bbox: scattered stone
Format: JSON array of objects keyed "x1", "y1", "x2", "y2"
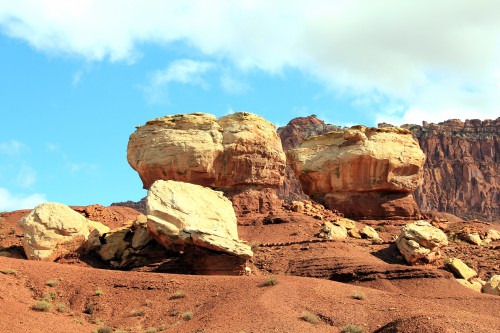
[
  {"x1": 463, "y1": 233, "x2": 482, "y2": 246},
  {"x1": 334, "y1": 218, "x2": 356, "y2": 230},
  {"x1": 456, "y1": 279, "x2": 482, "y2": 292},
  {"x1": 19, "y1": 202, "x2": 91, "y2": 261},
  {"x1": 485, "y1": 229, "x2": 500, "y2": 241},
  {"x1": 445, "y1": 258, "x2": 477, "y2": 280},
  {"x1": 318, "y1": 222, "x2": 348, "y2": 240},
  {"x1": 395, "y1": 221, "x2": 448, "y2": 264},
  {"x1": 359, "y1": 225, "x2": 381, "y2": 241},
  {"x1": 146, "y1": 180, "x2": 252, "y2": 258},
  {"x1": 348, "y1": 228, "x2": 362, "y2": 239},
  {"x1": 482, "y1": 275, "x2": 500, "y2": 296}
]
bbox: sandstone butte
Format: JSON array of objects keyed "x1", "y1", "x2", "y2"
[
  {"x1": 127, "y1": 112, "x2": 286, "y2": 215},
  {"x1": 288, "y1": 125, "x2": 426, "y2": 219}
]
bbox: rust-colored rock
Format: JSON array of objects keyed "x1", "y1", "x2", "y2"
[
  {"x1": 127, "y1": 112, "x2": 286, "y2": 215},
  {"x1": 288, "y1": 126, "x2": 425, "y2": 219},
  {"x1": 403, "y1": 118, "x2": 499, "y2": 221}
]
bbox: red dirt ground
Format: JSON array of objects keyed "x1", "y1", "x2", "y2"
[{"x1": 0, "y1": 205, "x2": 499, "y2": 333}]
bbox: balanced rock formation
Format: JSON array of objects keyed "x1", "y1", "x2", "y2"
[
  {"x1": 127, "y1": 112, "x2": 286, "y2": 215},
  {"x1": 396, "y1": 221, "x2": 448, "y2": 264},
  {"x1": 146, "y1": 180, "x2": 253, "y2": 259},
  {"x1": 19, "y1": 202, "x2": 92, "y2": 261},
  {"x1": 403, "y1": 118, "x2": 499, "y2": 221},
  {"x1": 288, "y1": 125, "x2": 426, "y2": 219}
]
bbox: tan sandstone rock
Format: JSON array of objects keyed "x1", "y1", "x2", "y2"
[
  {"x1": 318, "y1": 222, "x2": 348, "y2": 240},
  {"x1": 485, "y1": 229, "x2": 500, "y2": 241},
  {"x1": 146, "y1": 180, "x2": 252, "y2": 259},
  {"x1": 446, "y1": 258, "x2": 477, "y2": 280},
  {"x1": 19, "y1": 202, "x2": 91, "y2": 261},
  {"x1": 395, "y1": 221, "x2": 448, "y2": 264},
  {"x1": 456, "y1": 279, "x2": 482, "y2": 293},
  {"x1": 127, "y1": 112, "x2": 286, "y2": 215},
  {"x1": 360, "y1": 225, "x2": 382, "y2": 241},
  {"x1": 463, "y1": 233, "x2": 482, "y2": 246},
  {"x1": 288, "y1": 126, "x2": 425, "y2": 219},
  {"x1": 482, "y1": 275, "x2": 500, "y2": 296}
]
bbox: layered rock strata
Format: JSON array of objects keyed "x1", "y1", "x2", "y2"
[
  {"x1": 288, "y1": 126, "x2": 426, "y2": 219},
  {"x1": 403, "y1": 118, "x2": 499, "y2": 221},
  {"x1": 127, "y1": 112, "x2": 286, "y2": 215}
]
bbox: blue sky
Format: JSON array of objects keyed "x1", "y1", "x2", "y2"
[{"x1": 1, "y1": 1, "x2": 499, "y2": 210}]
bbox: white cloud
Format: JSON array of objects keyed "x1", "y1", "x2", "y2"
[
  {"x1": 1, "y1": 1, "x2": 500, "y2": 122},
  {"x1": 0, "y1": 187, "x2": 46, "y2": 211},
  {"x1": 16, "y1": 165, "x2": 37, "y2": 188},
  {"x1": 0, "y1": 140, "x2": 27, "y2": 155}
]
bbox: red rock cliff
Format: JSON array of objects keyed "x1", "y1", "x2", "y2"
[{"x1": 403, "y1": 118, "x2": 499, "y2": 221}]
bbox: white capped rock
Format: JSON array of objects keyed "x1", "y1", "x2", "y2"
[
  {"x1": 395, "y1": 220, "x2": 448, "y2": 264},
  {"x1": 19, "y1": 202, "x2": 91, "y2": 261}
]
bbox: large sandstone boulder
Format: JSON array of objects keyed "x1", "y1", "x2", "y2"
[
  {"x1": 19, "y1": 202, "x2": 92, "y2": 261},
  {"x1": 396, "y1": 221, "x2": 448, "y2": 264},
  {"x1": 127, "y1": 112, "x2": 286, "y2": 215},
  {"x1": 288, "y1": 126, "x2": 425, "y2": 219},
  {"x1": 445, "y1": 258, "x2": 477, "y2": 280},
  {"x1": 146, "y1": 180, "x2": 252, "y2": 259}
]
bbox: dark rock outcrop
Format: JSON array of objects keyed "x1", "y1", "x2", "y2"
[{"x1": 403, "y1": 118, "x2": 499, "y2": 221}]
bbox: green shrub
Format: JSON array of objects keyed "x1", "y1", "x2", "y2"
[
  {"x1": 32, "y1": 300, "x2": 52, "y2": 312},
  {"x1": 94, "y1": 288, "x2": 104, "y2": 296}
]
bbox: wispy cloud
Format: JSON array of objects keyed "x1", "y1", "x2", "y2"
[
  {"x1": 0, "y1": 187, "x2": 46, "y2": 211},
  {"x1": 16, "y1": 165, "x2": 37, "y2": 188},
  {"x1": 67, "y1": 162, "x2": 99, "y2": 174},
  {"x1": 143, "y1": 59, "x2": 215, "y2": 103},
  {"x1": 0, "y1": 140, "x2": 27, "y2": 155},
  {"x1": 220, "y1": 72, "x2": 250, "y2": 94}
]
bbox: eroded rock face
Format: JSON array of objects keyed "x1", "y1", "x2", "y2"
[
  {"x1": 127, "y1": 112, "x2": 286, "y2": 214},
  {"x1": 396, "y1": 221, "x2": 448, "y2": 264},
  {"x1": 288, "y1": 126, "x2": 425, "y2": 219},
  {"x1": 146, "y1": 180, "x2": 253, "y2": 259},
  {"x1": 277, "y1": 115, "x2": 340, "y2": 202},
  {"x1": 404, "y1": 118, "x2": 499, "y2": 221},
  {"x1": 19, "y1": 202, "x2": 91, "y2": 261}
]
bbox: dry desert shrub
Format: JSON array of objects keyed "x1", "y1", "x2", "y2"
[
  {"x1": 170, "y1": 291, "x2": 185, "y2": 299},
  {"x1": 0, "y1": 268, "x2": 17, "y2": 275},
  {"x1": 300, "y1": 311, "x2": 320, "y2": 325},
  {"x1": 182, "y1": 311, "x2": 194, "y2": 321},
  {"x1": 130, "y1": 309, "x2": 145, "y2": 317},
  {"x1": 352, "y1": 291, "x2": 366, "y2": 300},
  {"x1": 263, "y1": 275, "x2": 278, "y2": 286},
  {"x1": 32, "y1": 299, "x2": 52, "y2": 312},
  {"x1": 340, "y1": 323, "x2": 365, "y2": 333}
]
